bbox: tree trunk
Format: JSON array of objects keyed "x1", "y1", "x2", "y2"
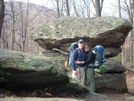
[
  {"x1": 10, "y1": 1, "x2": 16, "y2": 50},
  {"x1": 23, "y1": 0, "x2": 30, "y2": 52},
  {"x1": 66, "y1": 0, "x2": 70, "y2": 16},
  {"x1": 95, "y1": 0, "x2": 101, "y2": 16},
  {"x1": 0, "y1": 0, "x2": 4, "y2": 37},
  {"x1": 56, "y1": 0, "x2": 60, "y2": 18},
  {"x1": 118, "y1": 0, "x2": 121, "y2": 18},
  {"x1": 118, "y1": 0, "x2": 125, "y2": 65},
  {"x1": 92, "y1": 0, "x2": 103, "y2": 17},
  {"x1": 72, "y1": 1, "x2": 79, "y2": 17},
  {"x1": 130, "y1": 0, "x2": 134, "y2": 63}
]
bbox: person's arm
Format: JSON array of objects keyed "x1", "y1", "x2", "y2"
[{"x1": 75, "y1": 60, "x2": 84, "y2": 64}]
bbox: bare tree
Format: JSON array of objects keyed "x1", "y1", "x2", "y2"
[
  {"x1": 56, "y1": 0, "x2": 60, "y2": 17},
  {"x1": 1, "y1": 0, "x2": 57, "y2": 52},
  {"x1": 51, "y1": 0, "x2": 97, "y2": 17},
  {"x1": 82, "y1": 0, "x2": 91, "y2": 17},
  {"x1": 91, "y1": 0, "x2": 104, "y2": 17},
  {"x1": 118, "y1": 0, "x2": 134, "y2": 66},
  {"x1": 72, "y1": 1, "x2": 79, "y2": 16},
  {"x1": 1, "y1": 25, "x2": 9, "y2": 48},
  {"x1": 0, "y1": 0, "x2": 4, "y2": 37},
  {"x1": 66, "y1": 0, "x2": 70, "y2": 16},
  {"x1": 118, "y1": 0, "x2": 121, "y2": 17},
  {"x1": 123, "y1": 0, "x2": 133, "y2": 65},
  {"x1": 10, "y1": 0, "x2": 16, "y2": 50},
  {"x1": 72, "y1": 0, "x2": 91, "y2": 17},
  {"x1": 118, "y1": 0, "x2": 125, "y2": 65},
  {"x1": 22, "y1": 0, "x2": 30, "y2": 52},
  {"x1": 52, "y1": 0, "x2": 70, "y2": 17},
  {"x1": 130, "y1": 0, "x2": 134, "y2": 64}
]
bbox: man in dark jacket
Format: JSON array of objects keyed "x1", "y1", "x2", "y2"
[{"x1": 71, "y1": 39, "x2": 86, "y2": 85}]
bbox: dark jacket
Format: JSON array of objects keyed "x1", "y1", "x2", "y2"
[
  {"x1": 85, "y1": 50, "x2": 96, "y2": 67},
  {"x1": 72, "y1": 48, "x2": 86, "y2": 71}
]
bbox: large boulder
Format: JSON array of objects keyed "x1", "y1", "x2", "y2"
[
  {"x1": 0, "y1": 48, "x2": 127, "y2": 92},
  {"x1": 95, "y1": 73, "x2": 127, "y2": 92},
  {"x1": 0, "y1": 48, "x2": 89, "y2": 94},
  {"x1": 95, "y1": 59, "x2": 127, "y2": 92},
  {"x1": 96, "y1": 59, "x2": 126, "y2": 73},
  {"x1": 0, "y1": 48, "x2": 69, "y2": 90},
  {"x1": 30, "y1": 16, "x2": 133, "y2": 58}
]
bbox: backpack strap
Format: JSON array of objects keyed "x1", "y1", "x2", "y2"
[
  {"x1": 76, "y1": 48, "x2": 80, "y2": 60},
  {"x1": 92, "y1": 49, "x2": 96, "y2": 54}
]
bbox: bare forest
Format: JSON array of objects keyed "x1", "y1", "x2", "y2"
[{"x1": 0, "y1": 0, "x2": 134, "y2": 67}]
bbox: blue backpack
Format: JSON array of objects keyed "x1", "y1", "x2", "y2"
[{"x1": 93, "y1": 45, "x2": 106, "y2": 68}]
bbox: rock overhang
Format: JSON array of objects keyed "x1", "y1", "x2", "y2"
[{"x1": 30, "y1": 16, "x2": 133, "y2": 58}]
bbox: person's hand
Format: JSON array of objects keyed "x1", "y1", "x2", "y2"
[
  {"x1": 75, "y1": 60, "x2": 80, "y2": 64},
  {"x1": 72, "y1": 70, "x2": 77, "y2": 78},
  {"x1": 73, "y1": 70, "x2": 77, "y2": 75}
]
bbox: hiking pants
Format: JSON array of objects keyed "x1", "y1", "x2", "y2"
[
  {"x1": 86, "y1": 68, "x2": 95, "y2": 92},
  {"x1": 72, "y1": 67, "x2": 85, "y2": 85}
]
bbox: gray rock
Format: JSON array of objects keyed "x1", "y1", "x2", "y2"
[
  {"x1": 0, "y1": 48, "x2": 88, "y2": 94},
  {"x1": 0, "y1": 48, "x2": 128, "y2": 93},
  {"x1": 95, "y1": 59, "x2": 126, "y2": 73},
  {"x1": 30, "y1": 16, "x2": 132, "y2": 58},
  {"x1": 95, "y1": 73, "x2": 127, "y2": 92}
]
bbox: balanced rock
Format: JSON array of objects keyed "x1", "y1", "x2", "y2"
[{"x1": 30, "y1": 16, "x2": 132, "y2": 58}]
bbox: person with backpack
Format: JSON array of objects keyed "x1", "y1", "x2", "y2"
[
  {"x1": 84, "y1": 44, "x2": 106, "y2": 93},
  {"x1": 71, "y1": 39, "x2": 87, "y2": 85}
]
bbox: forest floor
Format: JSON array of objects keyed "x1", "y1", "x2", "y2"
[{"x1": 0, "y1": 68, "x2": 134, "y2": 99}]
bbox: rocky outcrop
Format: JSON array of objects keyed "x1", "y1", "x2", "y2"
[
  {"x1": 0, "y1": 48, "x2": 89, "y2": 94},
  {"x1": 0, "y1": 48, "x2": 67, "y2": 89},
  {"x1": 0, "y1": 49, "x2": 87, "y2": 92},
  {"x1": 94, "y1": 59, "x2": 127, "y2": 92},
  {"x1": 0, "y1": 48, "x2": 127, "y2": 92},
  {"x1": 30, "y1": 16, "x2": 133, "y2": 58},
  {"x1": 95, "y1": 73, "x2": 127, "y2": 92},
  {"x1": 96, "y1": 59, "x2": 126, "y2": 73},
  {"x1": 1, "y1": 16, "x2": 132, "y2": 94}
]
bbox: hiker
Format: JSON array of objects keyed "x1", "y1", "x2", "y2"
[
  {"x1": 84, "y1": 43, "x2": 96, "y2": 93},
  {"x1": 71, "y1": 39, "x2": 87, "y2": 85},
  {"x1": 84, "y1": 44, "x2": 106, "y2": 93}
]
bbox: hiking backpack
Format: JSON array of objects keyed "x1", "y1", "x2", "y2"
[
  {"x1": 92, "y1": 49, "x2": 102, "y2": 68},
  {"x1": 68, "y1": 42, "x2": 80, "y2": 67},
  {"x1": 93, "y1": 45, "x2": 106, "y2": 68}
]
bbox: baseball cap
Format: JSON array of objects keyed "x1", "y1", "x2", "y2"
[{"x1": 78, "y1": 39, "x2": 84, "y2": 44}]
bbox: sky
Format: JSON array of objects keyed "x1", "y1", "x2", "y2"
[
  {"x1": 4, "y1": 0, "x2": 119, "y2": 17},
  {"x1": 5, "y1": 0, "x2": 51, "y2": 7},
  {"x1": 27, "y1": 0, "x2": 50, "y2": 7},
  {"x1": 33, "y1": 0, "x2": 118, "y2": 16},
  {"x1": 4, "y1": 0, "x2": 117, "y2": 8}
]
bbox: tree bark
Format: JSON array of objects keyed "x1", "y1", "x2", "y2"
[
  {"x1": 130, "y1": 0, "x2": 134, "y2": 63},
  {"x1": 92, "y1": 0, "x2": 103, "y2": 17},
  {"x1": 56, "y1": 0, "x2": 60, "y2": 18},
  {"x1": 10, "y1": 0, "x2": 16, "y2": 50},
  {"x1": 95, "y1": 0, "x2": 101, "y2": 16},
  {"x1": 0, "y1": 0, "x2": 4, "y2": 37},
  {"x1": 66, "y1": 0, "x2": 70, "y2": 16},
  {"x1": 118, "y1": 0, "x2": 124, "y2": 65},
  {"x1": 118, "y1": 0, "x2": 121, "y2": 18}
]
